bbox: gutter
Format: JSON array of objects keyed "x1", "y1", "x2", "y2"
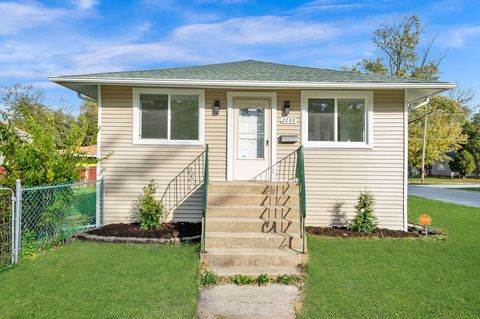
[
  {"x1": 77, "y1": 91, "x2": 96, "y2": 102},
  {"x1": 49, "y1": 76, "x2": 457, "y2": 90}
]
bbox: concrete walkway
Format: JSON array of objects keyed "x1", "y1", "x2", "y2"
[
  {"x1": 197, "y1": 284, "x2": 300, "y2": 319},
  {"x1": 408, "y1": 184, "x2": 480, "y2": 208}
]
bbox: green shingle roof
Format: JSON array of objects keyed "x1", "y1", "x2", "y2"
[{"x1": 59, "y1": 60, "x2": 449, "y2": 84}]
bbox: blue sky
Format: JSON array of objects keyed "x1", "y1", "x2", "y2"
[{"x1": 1, "y1": 0, "x2": 480, "y2": 111}]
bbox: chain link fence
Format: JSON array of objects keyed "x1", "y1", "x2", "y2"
[
  {"x1": 18, "y1": 180, "x2": 103, "y2": 259},
  {"x1": 0, "y1": 189, "x2": 14, "y2": 270}
]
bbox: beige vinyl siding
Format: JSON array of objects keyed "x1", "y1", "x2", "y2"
[
  {"x1": 101, "y1": 86, "x2": 405, "y2": 229},
  {"x1": 301, "y1": 90, "x2": 405, "y2": 230},
  {"x1": 101, "y1": 86, "x2": 206, "y2": 223}
]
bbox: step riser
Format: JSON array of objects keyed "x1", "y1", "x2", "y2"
[
  {"x1": 206, "y1": 220, "x2": 300, "y2": 233},
  {"x1": 206, "y1": 237, "x2": 303, "y2": 250},
  {"x1": 207, "y1": 207, "x2": 299, "y2": 218},
  {"x1": 209, "y1": 184, "x2": 299, "y2": 195},
  {"x1": 202, "y1": 254, "x2": 303, "y2": 267},
  {"x1": 208, "y1": 195, "x2": 299, "y2": 206}
]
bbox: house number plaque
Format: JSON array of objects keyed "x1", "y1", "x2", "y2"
[{"x1": 280, "y1": 116, "x2": 297, "y2": 124}]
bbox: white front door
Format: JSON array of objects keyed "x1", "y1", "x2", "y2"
[{"x1": 233, "y1": 99, "x2": 271, "y2": 180}]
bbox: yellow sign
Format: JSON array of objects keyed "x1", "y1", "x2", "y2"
[{"x1": 419, "y1": 214, "x2": 431, "y2": 226}]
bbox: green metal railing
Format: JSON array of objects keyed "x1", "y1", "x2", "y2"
[
  {"x1": 295, "y1": 146, "x2": 307, "y2": 254},
  {"x1": 201, "y1": 145, "x2": 209, "y2": 253}
]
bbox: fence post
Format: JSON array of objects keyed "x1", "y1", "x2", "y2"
[
  {"x1": 14, "y1": 179, "x2": 22, "y2": 263},
  {"x1": 96, "y1": 176, "x2": 102, "y2": 228}
]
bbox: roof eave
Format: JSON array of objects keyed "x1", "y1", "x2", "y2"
[{"x1": 48, "y1": 76, "x2": 457, "y2": 90}]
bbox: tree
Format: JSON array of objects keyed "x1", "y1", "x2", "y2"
[
  {"x1": 408, "y1": 96, "x2": 469, "y2": 169},
  {"x1": 1, "y1": 84, "x2": 77, "y2": 149},
  {"x1": 343, "y1": 15, "x2": 444, "y2": 80},
  {"x1": 460, "y1": 112, "x2": 480, "y2": 174},
  {"x1": 79, "y1": 101, "x2": 98, "y2": 145},
  {"x1": 0, "y1": 102, "x2": 88, "y2": 188},
  {"x1": 449, "y1": 149, "x2": 476, "y2": 177}
]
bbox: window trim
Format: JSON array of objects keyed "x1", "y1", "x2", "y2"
[
  {"x1": 301, "y1": 90, "x2": 374, "y2": 148},
  {"x1": 133, "y1": 88, "x2": 205, "y2": 145}
]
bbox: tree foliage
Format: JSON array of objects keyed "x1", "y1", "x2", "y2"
[
  {"x1": 79, "y1": 101, "x2": 98, "y2": 146},
  {"x1": 408, "y1": 96, "x2": 469, "y2": 169},
  {"x1": 459, "y1": 112, "x2": 480, "y2": 174},
  {"x1": 1, "y1": 84, "x2": 77, "y2": 149},
  {"x1": 0, "y1": 108, "x2": 88, "y2": 188},
  {"x1": 449, "y1": 149, "x2": 476, "y2": 177},
  {"x1": 343, "y1": 15, "x2": 443, "y2": 80}
]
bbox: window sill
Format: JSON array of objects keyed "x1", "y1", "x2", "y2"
[
  {"x1": 303, "y1": 142, "x2": 373, "y2": 149},
  {"x1": 133, "y1": 138, "x2": 204, "y2": 146}
]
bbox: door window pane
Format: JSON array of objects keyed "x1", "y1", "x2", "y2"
[
  {"x1": 238, "y1": 108, "x2": 264, "y2": 159},
  {"x1": 338, "y1": 99, "x2": 365, "y2": 142},
  {"x1": 140, "y1": 94, "x2": 168, "y2": 138},
  {"x1": 308, "y1": 99, "x2": 334, "y2": 141},
  {"x1": 171, "y1": 95, "x2": 199, "y2": 140}
]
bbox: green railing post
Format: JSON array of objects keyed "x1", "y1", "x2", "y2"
[
  {"x1": 201, "y1": 145, "x2": 209, "y2": 253},
  {"x1": 296, "y1": 146, "x2": 307, "y2": 254}
]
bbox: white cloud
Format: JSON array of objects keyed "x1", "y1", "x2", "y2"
[
  {"x1": 0, "y1": 1, "x2": 66, "y2": 35},
  {"x1": 73, "y1": 0, "x2": 98, "y2": 10},
  {"x1": 172, "y1": 15, "x2": 340, "y2": 45},
  {"x1": 442, "y1": 25, "x2": 480, "y2": 47},
  {"x1": 295, "y1": 0, "x2": 365, "y2": 14}
]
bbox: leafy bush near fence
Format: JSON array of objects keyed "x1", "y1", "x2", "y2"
[{"x1": 20, "y1": 184, "x2": 97, "y2": 258}]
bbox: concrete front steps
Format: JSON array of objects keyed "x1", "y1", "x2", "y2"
[{"x1": 201, "y1": 182, "x2": 307, "y2": 276}]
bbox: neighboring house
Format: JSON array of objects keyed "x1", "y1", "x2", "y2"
[
  {"x1": 431, "y1": 152, "x2": 478, "y2": 177},
  {"x1": 49, "y1": 60, "x2": 455, "y2": 233},
  {"x1": 78, "y1": 145, "x2": 97, "y2": 182}
]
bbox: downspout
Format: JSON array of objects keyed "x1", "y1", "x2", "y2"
[
  {"x1": 411, "y1": 98, "x2": 430, "y2": 183},
  {"x1": 77, "y1": 91, "x2": 96, "y2": 102}
]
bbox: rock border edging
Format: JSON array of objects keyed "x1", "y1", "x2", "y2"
[{"x1": 75, "y1": 232, "x2": 201, "y2": 244}]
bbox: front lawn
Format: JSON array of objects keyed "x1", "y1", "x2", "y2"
[
  {"x1": 300, "y1": 196, "x2": 480, "y2": 318},
  {"x1": 408, "y1": 176, "x2": 479, "y2": 184},
  {"x1": 0, "y1": 242, "x2": 199, "y2": 318}
]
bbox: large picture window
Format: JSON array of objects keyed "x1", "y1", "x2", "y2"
[
  {"x1": 301, "y1": 91, "x2": 373, "y2": 147},
  {"x1": 133, "y1": 88, "x2": 204, "y2": 145}
]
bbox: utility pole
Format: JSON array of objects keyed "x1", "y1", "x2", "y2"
[{"x1": 421, "y1": 113, "x2": 428, "y2": 183}]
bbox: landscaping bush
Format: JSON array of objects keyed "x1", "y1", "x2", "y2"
[
  {"x1": 348, "y1": 191, "x2": 377, "y2": 233},
  {"x1": 137, "y1": 180, "x2": 166, "y2": 230}
]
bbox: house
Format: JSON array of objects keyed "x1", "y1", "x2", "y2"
[
  {"x1": 50, "y1": 60, "x2": 455, "y2": 273},
  {"x1": 78, "y1": 145, "x2": 97, "y2": 182},
  {"x1": 430, "y1": 153, "x2": 478, "y2": 177}
]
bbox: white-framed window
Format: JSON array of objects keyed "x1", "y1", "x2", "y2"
[
  {"x1": 301, "y1": 90, "x2": 373, "y2": 148},
  {"x1": 133, "y1": 88, "x2": 205, "y2": 145}
]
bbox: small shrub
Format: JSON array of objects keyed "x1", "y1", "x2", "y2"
[
  {"x1": 200, "y1": 270, "x2": 219, "y2": 287},
  {"x1": 232, "y1": 274, "x2": 255, "y2": 285},
  {"x1": 275, "y1": 274, "x2": 298, "y2": 285},
  {"x1": 348, "y1": 191, "x2": 377, "y2": 233},
  {"x1": 137, "y1": 180, "x2": 166, "y2": 230},
  {"x1": 256, "y1": 274, "x2": 270, "y2": 285}
]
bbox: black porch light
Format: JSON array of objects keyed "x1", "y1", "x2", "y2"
[
  {"x1": 283, "y1": 101, "x2": 290, "y2": 116},
  {"x1": 213, "y1": 100, "x2": 221, "y2": 116}
]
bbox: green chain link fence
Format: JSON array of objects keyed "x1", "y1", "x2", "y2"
[
  {"x1": 19, "y1": 179, "x2": 104, "y2": 259},
  {"x1": 0, "y1": 189, "x2": 14, "y2": 270}
]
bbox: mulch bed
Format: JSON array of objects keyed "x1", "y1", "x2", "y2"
[
  {"x1": 88, "y1": 222, "x2": 201, "y2": 239},
  {"x1": 76, "y1": 222, "x2": 201, "y2": 244},
  {"x1": 306, "y1": 226, "x2": 441, "y2": 238}
]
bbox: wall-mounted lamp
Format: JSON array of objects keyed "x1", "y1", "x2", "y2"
[
  {"x1": 213, "y1": 100, "x2": 220, "y2": 116},
  {"x1": 283, "y1": 101, "x2": 290, "y2": 116}
]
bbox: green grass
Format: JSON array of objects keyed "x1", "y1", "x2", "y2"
[
  {"x1": 451, "y1": 187, "x2": 480, "y2": 192},
  {"x1": 408, "y1": 176, "x2": 479, "y2": 184},
  {"x1": 300, "y1": 196, "x2": 480, "y2": 318},
  {"x1": 0, "y1": 242, "x2": 199, "y2": 319}
]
